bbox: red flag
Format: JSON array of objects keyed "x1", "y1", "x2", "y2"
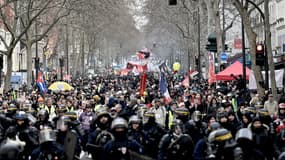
[
  {"x1": 137, "y1": 52, "x2": 145, "y2": 60},
  {"x1": 208, "y1": 64, "x2": 216, "y2": 84},
  {"x1": 138, "y1": 64, "x2": 148, "y2": 73},
  {"x1": 182, "y1": 75, "x2": 189, "y2": 88},
  {"x1": 208, "y1": 53, "x2": 216, "y2": 84},
  {"x1": 139, "y1": 73, "x2": 147, "y2": 96},
  {"x1": 120, "y1": 69, "x2": 129, "y2": 76}
]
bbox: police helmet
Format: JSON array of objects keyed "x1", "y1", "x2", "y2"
[
  {"x1": 15, "y1": 111, "x2": 28, "y2": 120},
  {"x1": 235, "y1": 128, "x2": 253, "y2": 142},
  {"x1": 242, "y1": 107, "x2": 256, "y2": 119},
  {"x1": 8, "y1": 104, "x2": 17, "y2": 112},
  {"x1": 57, "y1": 105, "x2": 67, "y2": 113},
  {"x1": 37, "y1": 109, "x2": 49, "y2": 121},
  {"x1": 255, "y1": 101, "x2": 264, "y2": 108},
  {"x1": 64, "y1": 111, "x2": 77, "y2": 121},
  {"x1": 192, "y1": 110, "x2": 202, "y2": 122},
  {"x1": 96, "y1": 107, "x2": 111, "y2": 121},
  {"x1": 0, "y1": 136, "x2": 26, "y2": 160},
  {"x1": 174, "y1": 108, "x2": 190, "y2": 117},
  {"x1": 209, "y1": 122, "x2": 221, "y2": 132},
  {"x1": 257, "y1": 108, "x2": 270, "y2": 117},
  {"x1": 111, "y1": 117, "x2": 128, "y2": 130},
  {"x1": 143, "y1": 111, "x2": 155, "y2": 118},
  {"x1": 171, "y1": 119, "x2": 184, "y2": 134},
  {"x1": 128, "y1": 115, "x2": 142, "y2": 124},
  {"x1": 208, "y1": 128, "x2": 232, "y2": 143}
]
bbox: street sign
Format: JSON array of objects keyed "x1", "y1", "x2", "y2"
[{"x1": 220, "y1": 52, "x2": 228, "y2": 61}]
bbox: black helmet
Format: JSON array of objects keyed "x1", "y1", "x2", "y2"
[
  {"x1": 57, "y1": 105, "x2": 67, "y2": 113},
  {"x1": 209, "y1": 122, "x2": 221, "y2": 132},
  {"x1": 64, "y1": 111, "x2": 77, "y2": 121},
  {"x1": 14, "y1": 111, "x2": 28, "y2": 120},
  {"x1": 242, "y1": 107, "x2": 256, "y2": 119},
  {"x1": 170, "y1": 119, "x2": 184, "y2": 134},
  {"x1": 37, "y1": 109, "x2": 49, "y2": 121},
  {"x1": 7, "y1": 104, "x2": 17, "y2": 112},
  {"x1": 174, "y1": 108, "x2": 190, "y2": 117},
  {"x1": 0, "y1": 136, "x2": 26, "y2": 160}
]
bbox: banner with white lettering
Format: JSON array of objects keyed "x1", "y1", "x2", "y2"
[{"x1": 249, "y1": 70, "x2": 284, "y2": 89}]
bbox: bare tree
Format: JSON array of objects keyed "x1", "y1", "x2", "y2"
[
  {"x1": 232, "y1": 0, "x2": 265, "y2": 95},
  {"x1": 264, "y1": 0, "x2": 277, "y2": 98},
  {"x1": 20, "y1": 0, "x2": 78, "y2": 88}
]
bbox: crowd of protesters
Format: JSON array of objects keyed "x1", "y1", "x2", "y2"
[{"x1": 0, "y1": 71, "x2": 285, "y2": 160}]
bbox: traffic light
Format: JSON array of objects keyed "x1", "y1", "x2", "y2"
[
  {"x1": 59, "y1": 58, "x2": 64, "y2": 67},
  {"x1": 224, "y1": 44, "x2": 228, "y2": 51},
  {"x1": 256, "y1": 44, "x2": 265, "y2": 66},
  {"x1": 34, "y1": 57, "x2": 39, "y2": 69},
  {"x1": 169, "y1": 0, "x2": 177, "y2": 5},
  {"x1": 195, "y1": 56, "x2": 199, "y2": 66},
  {"x1": 206, "y1": 32, "x2": 217, "y2": 52}
]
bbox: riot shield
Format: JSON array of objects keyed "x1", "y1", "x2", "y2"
[{"x1": 64, "y1": 131, "x2": 77, "y2": 160}]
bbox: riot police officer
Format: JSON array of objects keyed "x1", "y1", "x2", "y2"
[
  {"x1": 0, "y1": 134, "x2": 26, "y2": 160},
  {"x1": 87, "y1": 108, "x2": 113, "y2": 160},
  {"x1": 56, "y1": 115, "x2": 81, "y2": 159},
  {"x1": 185, "y1": 110, "x2": 207, "y2": 144},
  {"x1": 207, "y1": 128, "x2": 242, "y2": 160},
  {"x1": 6, "y1": 111, "x2": 39, "y2": 160},
  {"x1": 236, "y1": 128, "x2": 265, "y2": 160},
  {"x1": 158, "y1": 119, "x2": 194, "y2": 160},
  {"x1": 142, "y1": 110, "x2": 166, "y2": 158},
  {"x1": 30, "y1": 126, "x2": 65, "y2": 160},
  {"x1": 128, "y1": 115, "x2": 145, "y2": 145},
  {"x1": 34, "y1": 109, "x2": 53, "y2": 130},
  {"x1": 103, "y1": 117, "x2": 144, "y2": 160}
]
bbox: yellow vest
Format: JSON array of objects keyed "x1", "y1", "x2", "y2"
[
  {"x1": 168, "y1": 110, "x2": 174, "y2": 129},
  {"x1": 44, "y1": 105, "x2": 56, "y2": 115},
  {"x1": 66, "y1": 106, "x2": 74, "y2": 112}
]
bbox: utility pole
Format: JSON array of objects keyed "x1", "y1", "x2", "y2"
[
  {"x1": 241, "y1": 0, "x2": 247, "y2": 91},
  {"x1": 222, "y1": 0, "x2": 226, "y2": 52},
  {"x1": 197, "y1": 7, "x2": 201, "y2": 74},
  {"x1": 35, "y1": 20, "x2": 39, "y2": 82},
  {"x1": 65, "y1": 22, "x2": 69, "y2": 76}
]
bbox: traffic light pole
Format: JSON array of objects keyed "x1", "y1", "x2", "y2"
[
  {"x1": 241, "y1": 2, "x2": 247, "y2": 91},
  {"x1": 246, "y1": 0, "x2": 269, "y2": 90}
]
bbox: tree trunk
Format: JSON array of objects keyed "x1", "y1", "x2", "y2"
[
  {"x1": 26, "y1": 42, "x2": 33, "y2": 88},
  {"x1": 71, "y1": 29, "x2": 76, "y2": 77},
  {"x1": 4, "y1": 50, "x2": 13, "y2": 91},
  {"x1": 264, "y1": 0, "x2": 277, "y2": 98},
  {"x1": 205, "y1": 0, "x2": 218, "y2": 34},
  {"x1": 80, "y1": 31, "x2": 85, "y2": 76},
  {"x1": 238, "y1": 5, "x2": 265, "y2": 96},
  {"x1": 215, "y1": 9, "x2": 223, "y2": 68}
]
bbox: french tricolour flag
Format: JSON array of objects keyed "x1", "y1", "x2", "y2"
[
  {"x1": 37, "y1": 71, "x2": 48, "y2": 93},
  {"x1": 159, "y1": 72, "x2": 172, "y2": 103}
]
